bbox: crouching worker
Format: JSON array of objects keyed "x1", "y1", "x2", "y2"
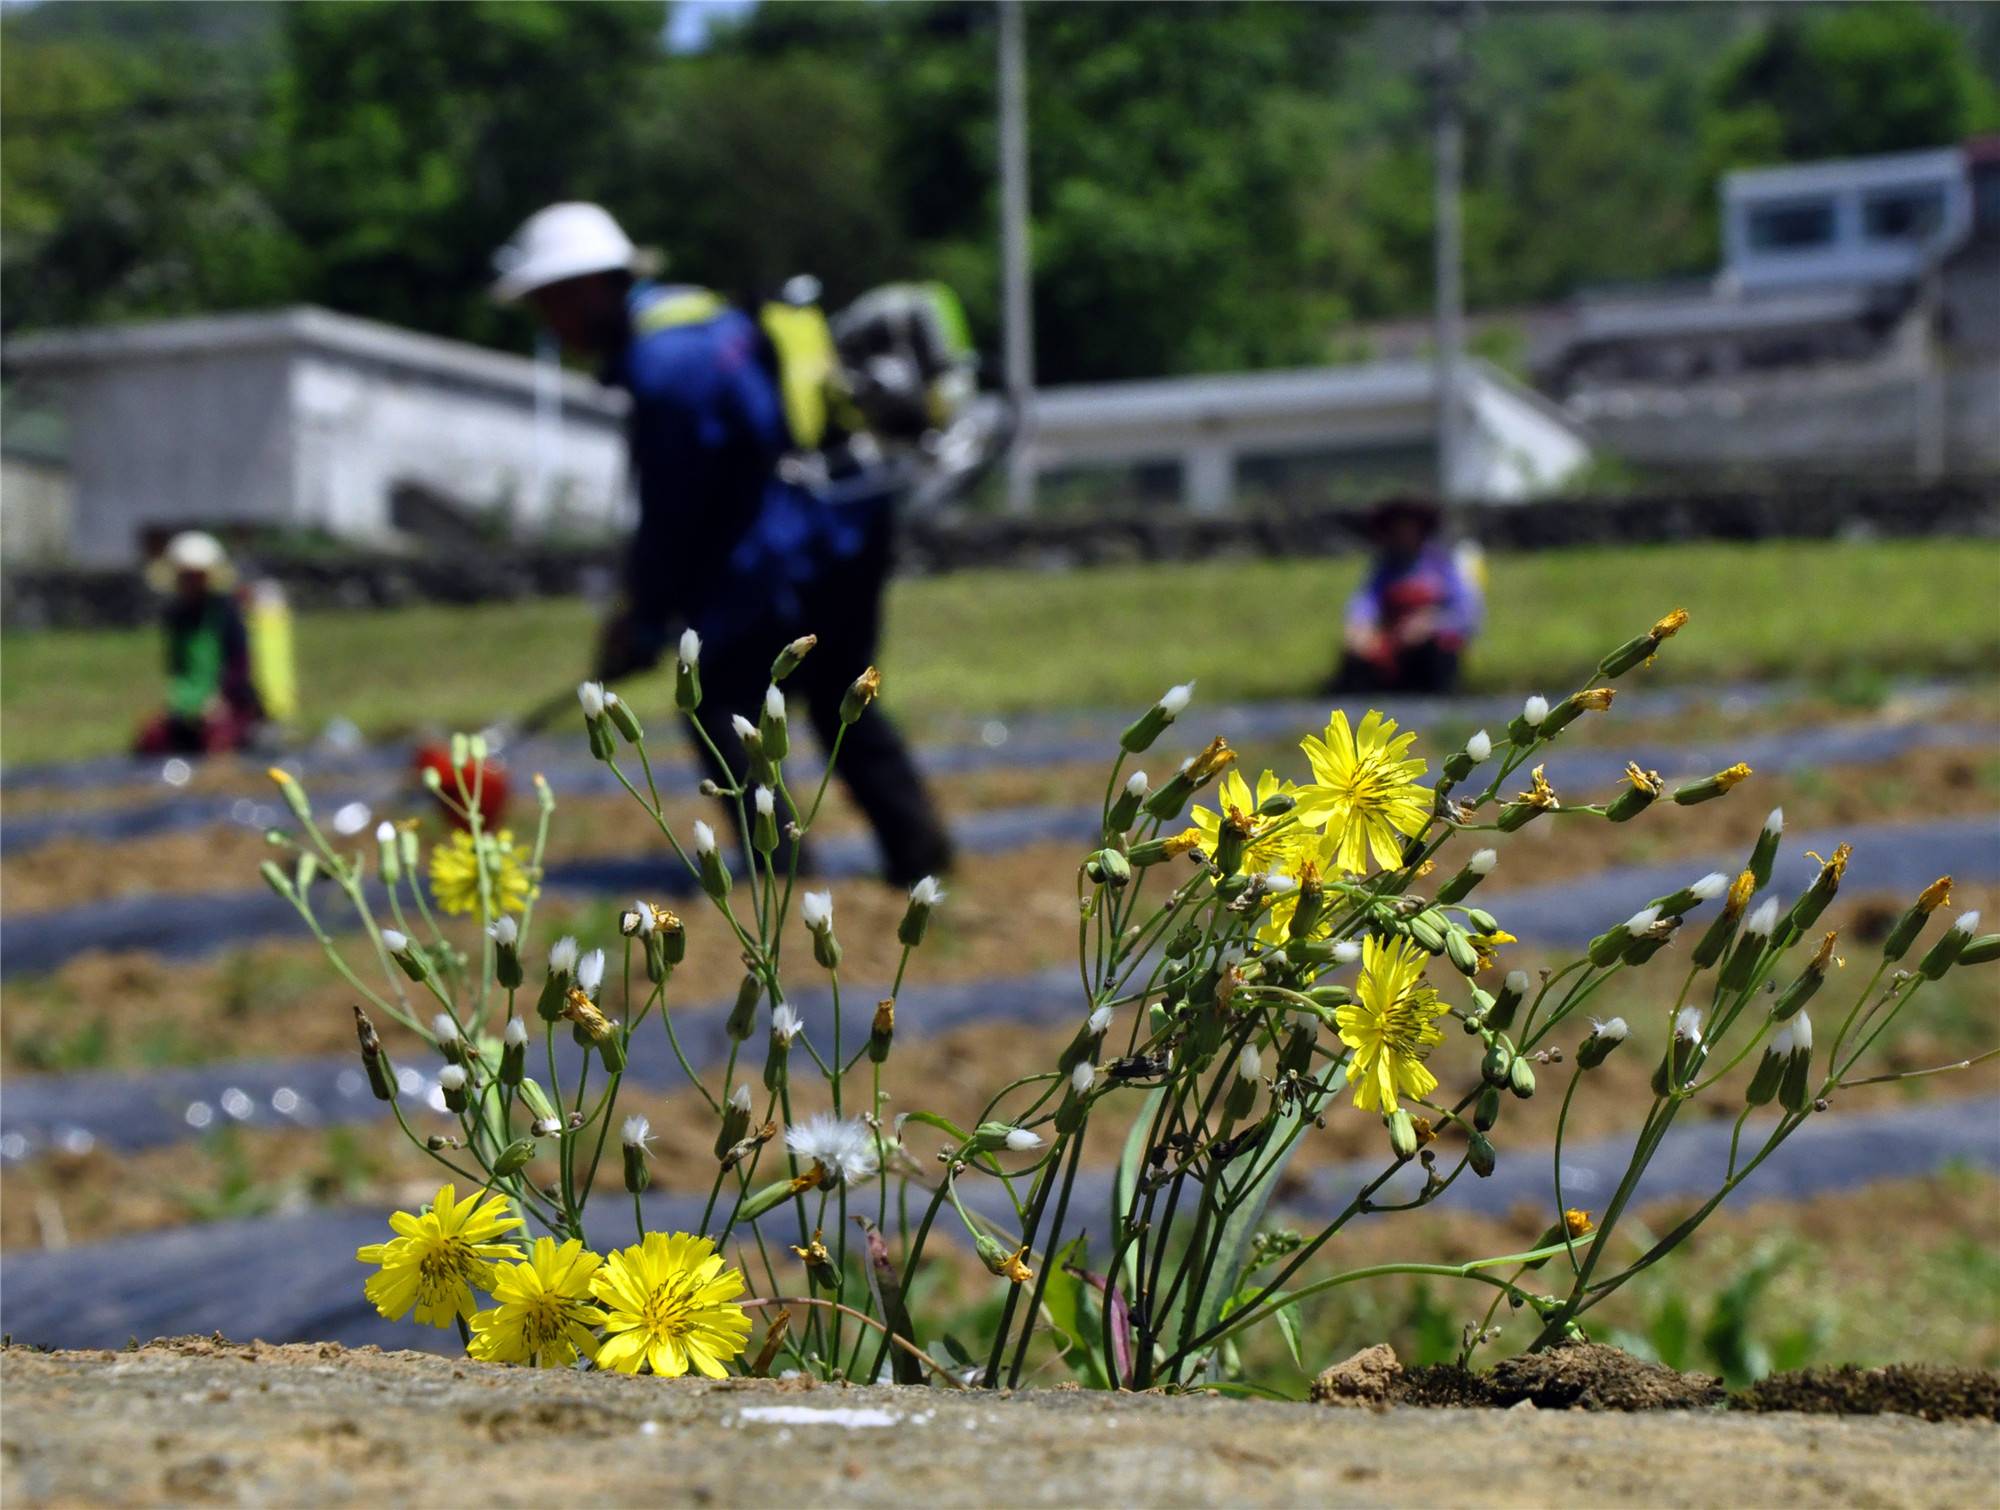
[
  {"x1": 133, "y1": 531, "x2": 266, "y2": 756},
  {"x1": 1327, "y1": 496, "x2": 1482, "y2": 695}
]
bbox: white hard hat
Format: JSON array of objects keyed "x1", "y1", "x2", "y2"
[
  {"x1": 148, "y1": 530, "x2": 234, "y2": 590},
  {"x1": 491, "y1": 202, "x2": 639, "y2": 302}
]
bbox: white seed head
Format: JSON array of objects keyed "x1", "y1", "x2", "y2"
[
  {"x1": 1745, "y1": 899, "x2": 1780, "y2": 939},
  {"x1": 1259, "y1": 872, "x2": 1297, "y2": 895},
  {"x1": 622, "y1": 1114, "x2": 652, "y2": 1150},
  {"x1": 1333, "y1": 940, "x2": 1362, "y2": 965},
  {"x1": 1159, "y1": 682, "x2": 1194, "y2": 715},
  {"x1": 532, "y1": 1115, "x2": 562, "y2": 1137},
  {"x1": 1087, "y1": 1004, "x2": 1114, "y2": 1035},
  {"x1": 1004, "y1": 1127, "x2": 1044, "y2": 1152},
  {"x1": 730, "y1": 714, "x2": 757, "y2": 742},
  {"x1": 577, "y1": 681, "x2": 606, "y2": 719},
  {"x1": 730, "y1": 1083, "x2": 753, "y2": 1112},
  {"x1": 375, "y1": 820, "x2": 396, "y2": 844},
  {"x1": 549, "y1": 935, "x2": 579, "y2": 973},
  {"x1": 1953, "y1": 910, "x2": 1982, "y2": 935},
  {"x1": 693, "y1": 820, "x2": 717, "y2": 856},
  {"x1": 1674, "y1": 1006, "x2": 1705, "y2": 1043},
  {"x1": 1505, "y1": 968, "x2": 1531, "y2": 996},
  {"x1": 1690, "y1": 872, "x2": 1728, "y2": 901},
  {"x1": 1238, "y1": 1043, "x2": 1264, "y2": 1082},
  {"x1": 1592, "y1": 1016, "x2": 1629, "y2": 1043},
  {"x1": 1469, "y1": 848, "x2": 1497, "y2": 875},
  {"x1": 800, "y1": 890, "x2": 834, "y2": 929},
  {"x1": 771, "y1": 1004, "x2": 804, "y2": 1043},
  {"x1": 431, "y1": 1013, "x2": 460, "y2": 1043},
  {"x1": 910, "y1": 876, "x2": 946, "y2": 907},
  {"x1": 1071, "y1": 1059, "x2": 1098, "y2": 1096},
  {"x1": 576, "y1": 948, "x2": 606, "y2": 994},
  {"x1": 679, "y1": 628, "x2": 702, "y2": 667},
  {"x1": 504, "y1": 1017, "x2": 528, "y2": 1047},
  {"x1": 380, "y1": 928, "x2": 410, "y2": 953},
  {"x1": 1764, "y1": 807, "x2": 1784, "y2": 835},
  {"x1": 1625, "y1": 906, "x2": 1661, "y2": 933},
  {"x1": 1125, "y1": 770, "x2": 1150, "y2": 797},
  {"x1": 1522, "y1": 695, "x2": 1549, "y2": 726},
  {"x1": 754, "y1": 785, "x2": 775, "y2": 818},
  {"x1": 1789, "y1": 1010, "x2": 1812, "y2": 1053},
  {"x1": 1466, "y1": 729, "x2": 1493, "y2": 761},
  {"x1": 785, "y1": 1112, "x2": 878, "y2": 1185},
  {"x1": 488, "y1": 915, "x2": 518, "y2": 946},
  {"x1": 765, "y1": 687, "x2": 787, "y2": 724},
  {"x1": 437, "y1": 1063, "x2": 466, "y2": 1090}
]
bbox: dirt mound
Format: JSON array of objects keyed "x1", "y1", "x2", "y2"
[
  {"x1": 1735, "y1": 1363, "x2": 2000, "y2": 1422},
  {"x1": 1313, "y1": 1342, "x2": 1722, "y2": 1411}
]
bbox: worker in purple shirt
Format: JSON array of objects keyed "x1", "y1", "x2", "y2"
[{"x1": 1327, "y1": 497, "x2": 1482, "y2": 694}]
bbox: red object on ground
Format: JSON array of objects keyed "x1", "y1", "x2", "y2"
[
  {"x1": 134, "y1": 707, "x2": 260, "y2": 756},
  {"x1": 413, "y1": 743, "x2": 510, "y2": 830}
]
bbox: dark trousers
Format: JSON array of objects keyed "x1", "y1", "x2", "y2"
[
  {"x1": 1329, "y1": 641, "x2": 1463, "y2": 696},
  {"x1": 685, "y1": 548, "x2": 953, "y2": 887}
]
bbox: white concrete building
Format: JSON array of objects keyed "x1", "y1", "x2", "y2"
[{"x1": 6, "y1": 306, "x2": 629, "y2": 566}]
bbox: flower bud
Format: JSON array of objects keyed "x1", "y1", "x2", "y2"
[
  {"x1": 1576, "y1": 1016, "x2": 1628, "y2": 1070},
  {"x1": 752, "y1": 785, "x2": 779, "y2": 855},
  {"x1": 1652, "y1": 871, "x2": 1728, "y2": 919},
  {"x1": 1485, "y1": 970, "x2": 1528, "y2": 1033},
  {"x1": 1882, "y1": 876, "x2": 1952, "y2": 962},
  {"x1": 598, "y1": 1024, "x2": 627, "y2": 1073},
  {"x1": 1386, "y1": 1108, "x2": 1419, "y2": 1160},
  {"x1": 771, "y1": 634, "x2": 817, "y2": 682},
  {"x1": 1720, "y1": 900, "x2": 1779, "y2": 991},
  {"x1": 899, "y1": 876, "x2": 945, "y2": 947},
  {"x1": 765, "y1": 1004, "x2": 803, "y2": 1092},
  {"x1": 759, "y1": 685, "x2": 789, "y2": 763},
  {"x1": 839, "y1": 666, "x2": 881, "y2": 726},
  {"x1": 727, "y1": 973, "x2": 762, "y2": 1040},
  {"x1": 801, "y1": 890, "x2": 841, "y2": 970},
  {"x1": 488, "y1": 915, "x2": 523, "y2": 990},
  {"x1": 714, "y1": 1083, "x2": 753, "y2": 1159},
  {"x1": 869, "y1": 996, "x2": 895, "y2": 1063},
  {"x1": 493, "y1": 1138, "x2": 536, "y2": 1177},
  {"x1": 500, "y1": 1016, "x2": 527, "y2": 1085},
  {"x1": 1474, "y1": 1084, "x2": 1502, "y2": 1131},
  {"x1": 267, "y1": 766, "x2": 312, "y2": 824},
  {"x1": 693, "y1": 820, "x2": 731, "y2": 900},
  {"x1": 1622, "y1": 914, "x2": 1681, "y2": 965},
  {"x1": 675, "y1": 629, "x2": 703, "y2": 711},
  {"x1": 1508, "y1": 694, "x2": 1550, "y2": 744},
  {"x1": 1918, "y1": 911, "x2": 1981, "y2": 980},
  {"x1": 1130, "y1": 830, "x2": 1202, "y2": 867},
  {"x1": 536, "y1": 934, "x2": 579, "y2": 1022},
  {"x1": 1435, "y1": 849, "x2": 1495, "y2": 905},
  {"x1": 975, "y1": 1234, "x2": 1033, "y2": 1285},
  {"x1": 1778, "y1": 1011, "x2": 1815, "y2": 1114},
  {"x1": 1749, "y1": 807, "x2": 1783, "y2": 887},
  {"x1": 381, "y1": 928, "x2": 428, "y2": 982},
  {"x1": 1444, "y1": 927, "x2": 1481, "y2": 977},
  {"x1": 1673, "y1": 762, "x2": 1753, "y2": 807},
  {"x1": 1653, "y1": 1008, "x2": 1704, "y2": 1095},
  {"x1": 1589, "y1": 907, "x2": 1659, "y2": 968},
  {"x1": 1508, "y1": 1055, "x2": 1537, "y2": 1099},
  {"x1": 1959, "y1": 933, "x2": 2000, "y2": 966},
  {"x1": 622, "y1": 1116, "x2": 652, "y2": 1193},
  {"x1": 578, "y1": 682, "x2": 614, "y2": 760},
  {"x1": 1783, "y1": 844, "x2": 1851, "y2": 945},
  {"x1": 1693, "y1": 871, "x2": 1756, "y2": 970},
  {"x1": 259, "y1": 858, "x2": 294, "y2": 901},
  {"x1": 438, "y1": 1063, "x2": 469, "y2": 1113},
  {"x1": 736, "y1": 1177, "x2": 798, "y2": 1223},
  {"x1": 1599, "y1": 608, "x2": 1687, "y2": 678},
  {"x1": 1467, "y1": 1133, "x2": 1497, "y2": 1178},
  {"x1": 432, "y1": 1011, "x2": 466, "y2": 1065},
  {"x1": 1772, "y1": 931, "x2": 1837, "y2": 1021},
  {"x1": 1481, "y1": 1043, "x2": 1512, "y2": 1087},
  {"x1": 376, "y1": 820, "x2": 402, "y2": 885},
  {"x1": 353, "y1": 1005, "x2": 395, "y2": 1101},
  {"x1": 1087, "y1": 847, "x2": 1135, "y2": 888},
  {"x1": 1121, "y1": 682, "x2": 1193, "y2": 753},
  {"x1": 1440, "y1": 730, "x2": 1492, "y2": 785},
  {"x1": 1605, "y1": 763, "x2": 1664, "y2": 823},
  {"x1": 1212, "y1": 811, "x2": 1251, "y2": 876},
  {"x1": 1106, "y1": 770, "x2": 1149, "y2": 835}
]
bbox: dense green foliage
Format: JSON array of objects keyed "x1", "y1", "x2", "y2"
[{"x1": 4, "y1": 1, "x2": 1994, "y2": 380}]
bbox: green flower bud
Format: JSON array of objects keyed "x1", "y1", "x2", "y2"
[
  {"x1": 1387, "y1": 1108, "x2": 1419, "y2": 1161},
  {"x1": 1120, "y1": 683, "x2": 1193, "y2": 753},
  {"x1": 1918, "y1": 910, "x2": 1981, "y2": 980},
  {"x1": 771, "y1": 634, "x2": 817, "y2": 682},
  {"x1": 1481, "y1": 1044, "x2": 1512, "y2": 1087},
  {"x1": 676, "y1": 630, "x2": 704, "y2": 712},
  {"x1": 1474, "y1": 1085, "x2": 1502, "y2": 1131},
  {"x1": 1467, "y1": 1133, "x2": 1497, "y2": 1178},
  {"x1": 493, "y1": 1138, "x2": 536, "y2": 1178},
  {"x1": 1087, "y1": 848, "x2": 1135, "y2": 889},
  {"x1": 1508, "y1": 1055, "x2": 1537, "y2": 1099},
  {"x1": 899, "y1": 877, "x2": 945, "y2": 947}
]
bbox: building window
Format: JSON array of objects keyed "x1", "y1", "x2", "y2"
[
  {"x1": 1862, "y1": 185, "x2": 1946, "y2": 242},
  {"x1": 1745, "y1": 198, "x2": 1836, "y2": 251}
]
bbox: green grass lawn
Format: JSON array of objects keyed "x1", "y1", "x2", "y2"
[{"x1": 4, "y1": 538, "x2": 1997, "y2": 766}]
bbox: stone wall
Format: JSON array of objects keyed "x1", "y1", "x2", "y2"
[{"x1": 5, "y1": 482, "x2": 1994, "y2": 631}]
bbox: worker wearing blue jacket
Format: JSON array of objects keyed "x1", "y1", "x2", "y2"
[{"x1": 494, "y1": 203, "x2": 952, "y2": 884}]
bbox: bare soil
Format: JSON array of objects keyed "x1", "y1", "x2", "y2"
[{"x1": 4, "y1": 1339, "x2": 1997, "y2": 1509}]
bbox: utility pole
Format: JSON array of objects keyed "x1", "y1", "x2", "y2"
[
  {"x1": 998, "y1": 0, "x2": 1037, "y2": 513},
  {"x1": 1431, "y1": 3, "x2": 1468, "y2": 504}
]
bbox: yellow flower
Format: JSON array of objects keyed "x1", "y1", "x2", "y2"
[
  {"x1": 1335, "y1": 936, "x2": 1449, "y2": 1114},
  {"x1": 591, "y1": 1232, "x2": 753, "y2": 1378},
  {"x1": 1190, "y1": 769, "x2": 1309, "y2": 876},
  {"x1": 428, "y1": 829, "x2": 537, "y2": 916},
  {"x1": 1294, "y1": 710, "x2": 1430, "y2": 875},
  {"x1": 469, "y1": 1236, "x2": 607, "y2": 1368},
  {"x1": 356, "y1": 1183, "x2": 523, "y2": 1328}
]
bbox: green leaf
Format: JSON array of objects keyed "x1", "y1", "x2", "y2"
[
  {"x1": 1037, "y1": 1235, "x2": 1112, "y2": 1389},
  {"x1": 1188, "y1": 1102, "x2": 1308, "y2": 1347},
  {"x1": 1113, "y1": 1086, "x2": 1164, "y2": 1293}
]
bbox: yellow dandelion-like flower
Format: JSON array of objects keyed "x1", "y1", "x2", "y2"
[
  {"x1": 1335, "y1": 935, "x2": 1450, "y2": 1114},
  {"x1": 1294, "y1": 710, "x2": 1430, "y2": 875},
  {"x1": 355, "y1": 1183, "x2": 523, "y2": 1328},
  {"x1": 1190, "y1": 769, "x2": 1309, "y2": 876},
  {"x1": 591, "y1": 1232, "x2": 752, "y2": 1378},
  {"x1": 428, "y1": 829, "x2": 537, "y2": 916},
  {"x1": 469, "y1": 1236, "x2": 607, "y2": 1368}
]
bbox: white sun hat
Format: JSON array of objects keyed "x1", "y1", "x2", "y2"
[
  {"x1": 146, "y1": 530, "x2": 235, "y2": 591},
  {"x1": 491, "y1": 202, "x2": 646, "y2": 303}
]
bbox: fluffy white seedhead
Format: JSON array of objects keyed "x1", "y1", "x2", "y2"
[
  {"x1": 1788, "y1": 1010, "x2": 1812, "y2": 1053},
  {"x1": 754, "y1": 785, "x2": 776, "y2": 817},
  {"x1": 1332, "y1": 940, "x2": 1362, "y2": 965},
  {"x1": 1071, "y1": 1060, "x2": 1098, "y2": 1096},
  {"x1": 376, "y1": 820, "x2": 397, "y2": 845},
  {"x1": 1522, "y1": 695, "x2": 1549, "y2": 727},
  {"x1": 1953, "y1": 910, "x2": 1982, "y2": 935},
  {"x1": 730, "y1": 714, "x2": 757, "y2": 742},
  {"x1": 504, "y1": 1017, "x2": 528, "y2": 1047},
  {"x1": 1674, "y1": 1006, "x2": 1705, "y2": 1044},
  {"x1": 693, "y1": 820, "x2": 718, "y2": 856},
  {"x1": 801, "y1": 890, "x2": 834, "y2": 929},
  {"x1": 532, "y1": 1116, "x2": 563, "y2": 1138},
  {"x1": 577, "y1": 681, "x2": 606, "y2": 720},
  {"x1": 1159, "y1": 682, "x2": 1194, "y2": 715},
  {"x1": 1125, "y1": 770, "x2": 1150, "y2": 797},
  {"x1": 679, "y1": 628, "x2": 702, "y2": 667},
  {"x1": 576, "y1": 948, "x2": 606, "y2": 994},
  {"x1": 488, "y1": 915, "x2": 518, "y2": 946},
  {"x1": 1745, "y1": 899, "x2": 1780, "y2": 939},
  {"x1": 1505, "y1": 968, "x2": 1531, "y2": 996},
  {"x1": 1625, "y1": 906, "x2": 1662, "y2": 933},
  {"x1": 1238, "y1": 1044, "x2": 1265, "y2": 1082},
  {"x1": 549, "y1": 935, "x2": 579, "y2": 973},
  {"x1": 622, "y1": 1115, "x2": 652, "y2": 1150},
  {"x1": 1690, "y1": 872, "x2": 1728, "y2": 901},
  {"x1": 771, "y1": 1004, "x2": 804, "y2": 1043},
  {"x1": 785, "y1": 1112, "x2": 878, "y2": 1185},
  {"x1": 632, "y1": 899, "x2": 657, "y2": 935},
  {"x1": 1591, "y1": 1016, "x2": 1629, "y2": 1043},
  {"x1": 1466, "y1": 729, "x2": 1493, "y2": 761},
  {"x1": 730, "y1": 1083, "x2": 753, "y2": 1112},
  {"x1": 1004, "y1": 1127, "x2": 1044, "y2": 1152},
  {"x1": 1259, "y1": 872, "x2": 1297, "y2": 895},
  {"x1": 1469, "y1": 848, "x2": 1497, "y2": 875},
  {"x1": 437, "y1": 1064, "x2": 466, "y2": 1090},
  {"x1": 380, "y1": 928, "x2": 410, "y2": 953},
  {"x1": 910, "y1": 876, "x2": 946, "y2": 907},
  {"x1": 1088, "y1": 1004, "x2": 1114, "y2": 1035},
  {"x1": 764, "y1": 684, "x2": 786, "y2": 721},
  {"x1": 1764, "y1": 807, "x2": 1784, "y2": 835},
  {"x1": 432, "y1": 1013, "x2": 460, "y2": 1043}
]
